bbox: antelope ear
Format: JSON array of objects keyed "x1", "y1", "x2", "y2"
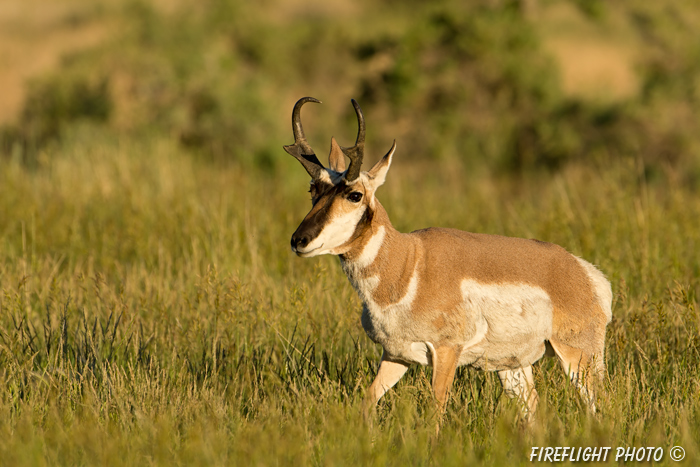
[
  {"x1": 366, "y1": 140, "x2": 396, "y2": 189},
  {"x1": 328, "y1": 137, "x2": 346, "y2": 172}
]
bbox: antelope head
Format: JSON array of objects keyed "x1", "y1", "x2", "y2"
[{"x1": 284, "y1": 97, "x2": 396, "y2": 257}]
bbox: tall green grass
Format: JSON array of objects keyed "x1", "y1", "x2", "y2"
[{"x1": 1, "y1": 131, "x2": 698, "y2": 465}]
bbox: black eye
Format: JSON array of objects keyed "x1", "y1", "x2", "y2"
[{"x1": 347, "y1": 192, "x2": 363, "y2": 203}]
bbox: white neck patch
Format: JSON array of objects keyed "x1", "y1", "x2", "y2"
[{"x1": 354, "y1": 226, "x2": 386, "y2": 268}]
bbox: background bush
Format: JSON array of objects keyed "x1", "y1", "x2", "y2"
[{"x1": 2, "y1": 0, "x2": 700, "y2": 179}]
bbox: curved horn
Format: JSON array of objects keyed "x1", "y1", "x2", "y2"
[
  {"x1": 283, "y1": 97, "x2": 325, "y2": 179},
  {"x1": 342, "y1": 99, "x2": 366, "y2": 181}
]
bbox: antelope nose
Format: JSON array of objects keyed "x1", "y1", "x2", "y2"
[{"x1": 291, "y1": 233, "x2": 310, "y2": 251}]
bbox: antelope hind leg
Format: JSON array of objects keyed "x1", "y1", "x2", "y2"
[
  {"x1": 549, "y1": 339, "x2": 602, "y2": 412},
  {"x1": 498, "y1": 365, "x2": 538, "y2": 423}
]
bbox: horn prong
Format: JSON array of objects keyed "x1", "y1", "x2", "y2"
[{"x1": 283, "y1": 97, "x2": 326, "y2": 179}]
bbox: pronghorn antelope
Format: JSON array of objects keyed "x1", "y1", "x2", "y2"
[{"x1": 284, "y1": 97, "x2": 612, "y2": 422}]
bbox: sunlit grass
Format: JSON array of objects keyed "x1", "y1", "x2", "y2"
[{"x1": 1, "y1": 131, "x2": 698, "y2": 465}]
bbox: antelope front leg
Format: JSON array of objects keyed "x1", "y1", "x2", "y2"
[
  {"x1": 428, "y1": 343, "x2": 461, "y2": 433},
  {"x1": 364, "y1": 352, "x2": 409, "y2": 418}
]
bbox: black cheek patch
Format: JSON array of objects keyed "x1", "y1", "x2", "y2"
[
  {"x1": 310, "y1": 180, "x2": 334, "y2": 206},
  {"x1": 297, "y1": 186, "x2": 340, "y2": 243}
]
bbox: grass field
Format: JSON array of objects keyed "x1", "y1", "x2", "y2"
[
  {"x1": 1, "y1": 0, "x2": 700, "y2": 465},
  {"x1": 1, "y1": 135, "x2": 699, "y2": 465}
]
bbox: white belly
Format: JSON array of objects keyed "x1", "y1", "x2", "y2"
[
  {"x1": 456, "y1": 279, "x2": 553, "y2": 370},
  {"x1": 361, "y1": 278, "x2": 554, "y2": 371}
]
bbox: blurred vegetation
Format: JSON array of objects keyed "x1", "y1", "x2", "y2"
[
  {"x1": 1, "y1": 0, "x2": 700, "y2": 464},
  {"x1": 1, "y1": 0, "x2": 699, "y2": 181}
]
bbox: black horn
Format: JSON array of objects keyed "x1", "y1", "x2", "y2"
[
  {"x1": 342, "y1": 99, "x2": 366, "y2": 181},
  {"x1": 283, "y1": 97, "x2": 325, "y2": 179}
]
